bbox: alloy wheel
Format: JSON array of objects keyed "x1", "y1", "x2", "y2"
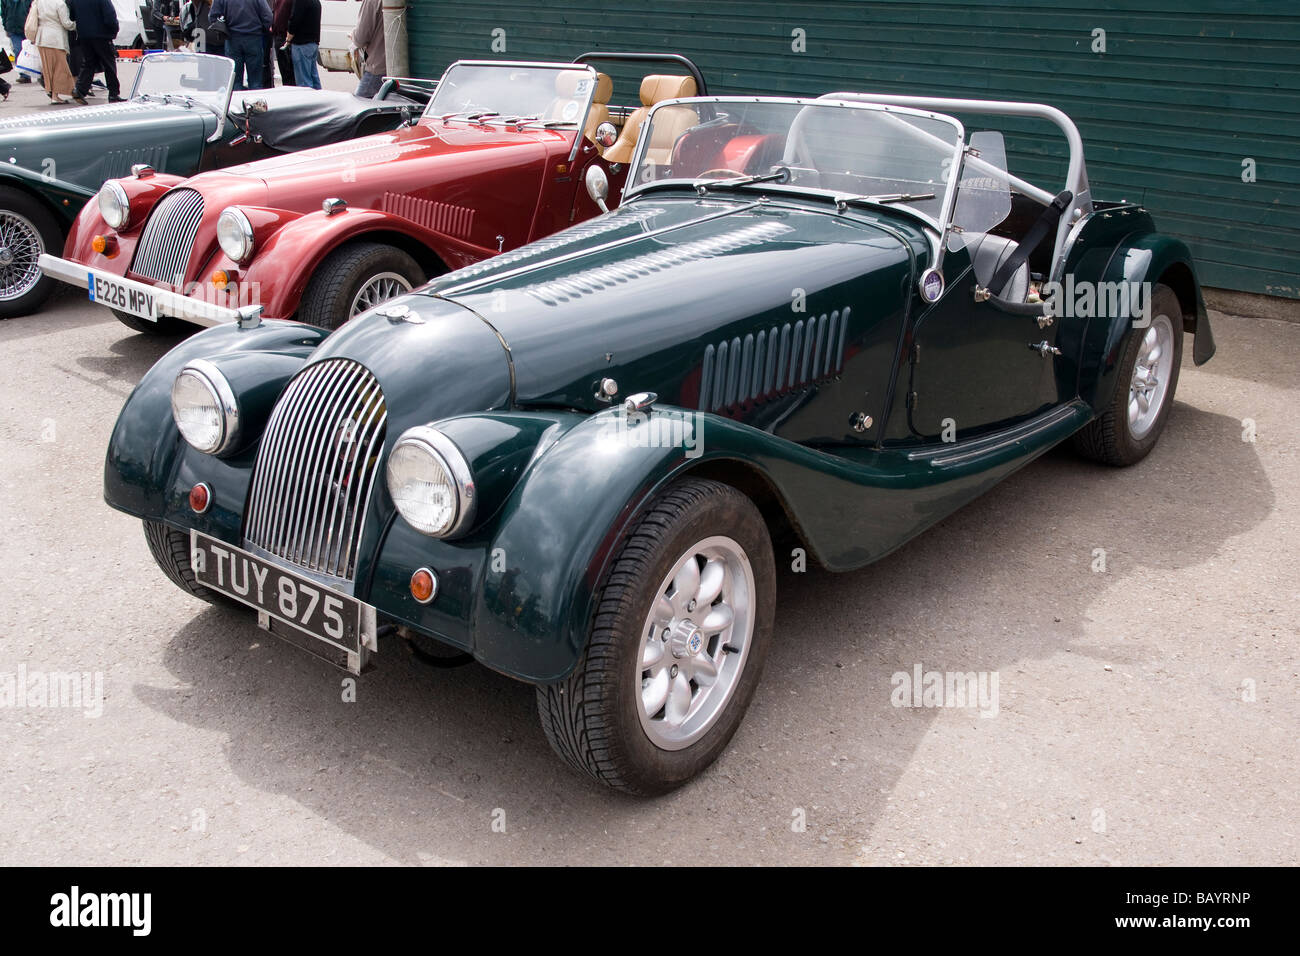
[{"x1": 636, "y1": 535, "x2": 755, "y2": 751}]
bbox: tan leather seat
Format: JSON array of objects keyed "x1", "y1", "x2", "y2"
[
  {"x1": 603, "y1": 74, "x2": 698, "y2": 165},
  {"x1": 545, "y1": 71, "x2": 613, "y2": 145}
]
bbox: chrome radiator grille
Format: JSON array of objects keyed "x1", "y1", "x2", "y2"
[
  {"x1": 244, "y1": 359, "x2": 387, "y2": 581},
  {"x1": 130, "y1": 188, "x2": 204, "y2": 285}
]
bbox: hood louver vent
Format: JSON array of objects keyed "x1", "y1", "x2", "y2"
[{"x1": 699, "y1": 308, "x2": 850, "y2": 412}]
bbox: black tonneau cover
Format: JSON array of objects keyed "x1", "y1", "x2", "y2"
[{"x1": 230, "y1": 88, "x2": 422, "y2": 152}]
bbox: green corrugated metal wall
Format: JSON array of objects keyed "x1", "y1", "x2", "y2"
[{"x1": 407, "y1": 1, "x2": 1299, "y2": 298}]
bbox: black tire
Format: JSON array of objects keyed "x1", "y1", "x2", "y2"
[
  {"x1": 1073, "y1": 282, "x2": 1184, "y2": 466},
  {"x1": 142, "y1": 520, "x2": 230, "y2": 605},
  {"x1": 0, "y1": 186, "x2": 65, "y2": 319},
  {"x1": 537, "y1": 478, "x2": 776, "y2": 795},
  {"x1": 112, "y1": 309, "x2": 192, "y2": 335},
  {"x1": 298, "y1": 241, "x2": 424, "y2": 330}
]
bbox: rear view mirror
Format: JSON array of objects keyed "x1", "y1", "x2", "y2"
[{"x1": 595, "y1": 122, "x2": 617, "y2": 148}]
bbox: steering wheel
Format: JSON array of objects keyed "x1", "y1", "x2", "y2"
[{"x1": 698, "y1": 168, "x2": 745, "y2": 179}]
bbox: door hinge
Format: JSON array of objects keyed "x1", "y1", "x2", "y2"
[
  {"x1": 1029, "y1": 340, "x2": 1062, "y2": 357},
  {"x1": 906, "y1": 390, "x2": 918, "y2": 410},
  {"x1": 912, "y1": 343, "x2": 921, "y2": 365}
]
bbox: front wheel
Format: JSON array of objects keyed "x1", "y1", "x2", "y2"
[
  {"x1": 0, "y1": 187, "x2": 65, "y2": 318},
  {"x1": 537, "y1": 478, "x2": 776, "y2": 795},
  {"x1": 298, "y1": 241, "x2": 424, "y2": 330},
  {"x1": 1073, "y1": 282, "x2": 1184, "y2": 466},
  {"x1": 142, "y1": 520, "x2": 229, "y2": 605}
]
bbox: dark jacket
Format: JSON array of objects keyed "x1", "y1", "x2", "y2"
[
  {"x1": 286, "y1": 0, "x2": 318, "y2": 45},
  {"x1": 1, "y1": 0, "x2": 32, "y2": 37},
  {"x1": 209, "y1": 0, "x2": 270, "y2": 37},
  {"x1": 66, "y1": 0, "x2": 118, "y2": 38},
  {"x1": 271, "y1": 0, "x2": 290, "y2": 36}
]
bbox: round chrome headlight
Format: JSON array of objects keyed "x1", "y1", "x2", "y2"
[
  {"x1": 171, "y1": 360, "x2": 239, "y2": 455},
  {"x1": 386, "y1": 426, "x2": 476, "y2": 538},
  {"x1": 98, "y1": 181, "x2": 130, "y2": 230},
  {"x1": 217, "y1": 207, "x2": 254, "y2": 263}
]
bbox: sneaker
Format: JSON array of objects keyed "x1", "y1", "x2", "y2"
[
  {"x1": 108, "y1": 95, "x2": 126, "y2": 103},
  {"x1": 71, "y1": 96, "x2": 88, "y2": 105},
  {"x1": 17, "y1": 74, "x2": 31, "y2": 84}
]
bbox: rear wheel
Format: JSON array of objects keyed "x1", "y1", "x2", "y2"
[
  {"x1": 0, "y1": 187, "x2": 64, "y2": 318},
  {"x1": 1073, "y1": 282, "x2": 1184, "y2": 466},
  {"x1": 298, "y1": 241, "x2": 424, "y2": 330},
  {"x1": 537, "y1": 478, "x2": 776, "y2": 795}
]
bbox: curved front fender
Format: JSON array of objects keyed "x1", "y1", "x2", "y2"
[
  {"x1": 104, "y1": 319, "x2": 330, "y2": 534},
  {"x1": 236, "y1": 208, "x2": 493, "y2": 319},
  {"x1": 0, "y1": 166, "x2": 93, "y2": 230}
]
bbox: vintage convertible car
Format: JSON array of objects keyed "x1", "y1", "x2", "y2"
[
  {"x1": 0, "y1": 52, "x2": 431, "y2": 318},
  {"x1": 102, "y1": 93, "x2": 1214, "y2": 794},
  {"x1": 39, "y1": 53, "x2": 707, "y2": 333}
]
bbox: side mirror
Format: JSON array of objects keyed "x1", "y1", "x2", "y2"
[
  {"x1": 594, "y1": 122, "x2": 617, "y2": 149},
  {"x1": 585, "y1": 165, "x2": 610, "y2": 213}
]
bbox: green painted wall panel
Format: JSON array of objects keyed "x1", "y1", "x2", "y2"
[{"x1": 407, "y1": 0, "x2": 1300, "y2": 297}]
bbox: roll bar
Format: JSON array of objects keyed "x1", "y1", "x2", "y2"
[{"x1": 821, "y1": 92, "x2": 1093, "y2": 278}]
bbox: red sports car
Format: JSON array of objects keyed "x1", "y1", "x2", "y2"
[{"x1": 38, "y1": 53, "x2": 706, "y2": 332}]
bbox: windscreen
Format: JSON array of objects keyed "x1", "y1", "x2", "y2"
[
  {"x1": 426, "y1": 63, "x2": 597, "y2": 126},
  {"x1": 628, "y1": 99, "x2": 963, "y2": 223},
  {"x1": 131, "y1": 53, "x2": 234, "y2": 111}
]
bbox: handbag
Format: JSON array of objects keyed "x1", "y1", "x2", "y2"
[
  {"x1": 0, "y1": 49, "x2": 11, "y2": 75},
  {"x1": 23, "y1": 3, "x2": 37, "y2": 45}
]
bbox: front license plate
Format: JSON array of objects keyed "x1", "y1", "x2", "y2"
[
  {"x1": 88, "y1": 270, "x2": 156, "y2": 321},
  {"x1": 189, "y1": 530, "x2": 376, "y2": 673}
]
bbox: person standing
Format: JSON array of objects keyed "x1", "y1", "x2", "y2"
[
  {"x1": 2, "y1": 0, "x2": 33, "y2": 83},
  {"x1": 185, "y1": 0, "x2": 223, "y2": 56},
  {"x1": 209, "y1": 0, "x2": 269, "y2": 90},
  {"x1": 284, "y1": 0, "x2": 317, "y2": 89},
  {"x1": 350, "y1": 0, "x2": 383, "y2": 98},
  {"x1": 269, "y1": 0, "x2": 291, "y2": 85},
  {"x1": 66, "y1": 0, "x2": 120, "y2": 104},
  {"x1": 25, "y1": 0, "x2": 76, "y2": 103}
]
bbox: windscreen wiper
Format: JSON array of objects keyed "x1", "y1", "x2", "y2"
[
  {"x1": 836, "y1": 191, "x2": 936, "y2": 208},
  {"x1": 695, "y1": 166, "x2": 792, "y2": 195}
]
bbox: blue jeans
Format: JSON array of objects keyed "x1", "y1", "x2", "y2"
[
  {"x1": 227, "y1": 32, "x2": 265, "y2": 90},
  {"x1": 291, "y1": 42, "x2": 320, "y2": 89},
  {"x1": 355, "y1": 70, "x2": 383, "y2": 98}
]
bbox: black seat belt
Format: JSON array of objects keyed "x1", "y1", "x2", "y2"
[{"x1": 986, "y1": 189, "x2": 1073, "y2": 297}]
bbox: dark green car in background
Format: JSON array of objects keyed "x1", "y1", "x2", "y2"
[
  {"x1": 102, "y1": 92, "x2": 1215, "y2": 794},
  {"x1": 0, "y1": 52, "x2": 429, "y2": 318}
]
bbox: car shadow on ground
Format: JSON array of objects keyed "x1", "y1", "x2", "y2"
[{"x1": 130, "y1": 400, "x2": 1270, "y2": 863}]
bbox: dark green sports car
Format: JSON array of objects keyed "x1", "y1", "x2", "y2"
[
  {"x1": 102, "y1": 92, "x2": 1214, "y2": 794},
  {"x1": 0, "y1": 52, "x2": 430, "y2": 318}
]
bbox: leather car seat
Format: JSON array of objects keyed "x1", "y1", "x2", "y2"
[
  {"x1": 545, "y1": 71, "x2": 613, "y2": 144},
  {"x1": 603, "y1": 74, "x2": 698, "y2": 165},
  {"x1": 964, "y1": 232, "x2": 1029, "y2": 301}
]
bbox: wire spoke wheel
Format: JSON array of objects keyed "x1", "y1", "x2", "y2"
[
  {"x1": 0, "y1": 210, "x2": 45, "y2": 302},
  {"x1": 350, "y1": 271, "x2": 413, "y2": 317}
]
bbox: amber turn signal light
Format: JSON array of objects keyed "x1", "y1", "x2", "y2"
[
  {"x1": 189, "y1": 482, "x2": 211, "y2": 514},
  {"x1": 410, "y1": 567, "x2": 438, "y2": 604},
  {"x1": 210, "y1": 270, "x2": 229, "y2": 290},
  {"x1": 91, "y1": 235, "x2": 118, "y2": 258}
]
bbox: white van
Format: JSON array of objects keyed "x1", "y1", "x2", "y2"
[{"x1": 319, "y1": 0, "x2": 362, "y2": 73}]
